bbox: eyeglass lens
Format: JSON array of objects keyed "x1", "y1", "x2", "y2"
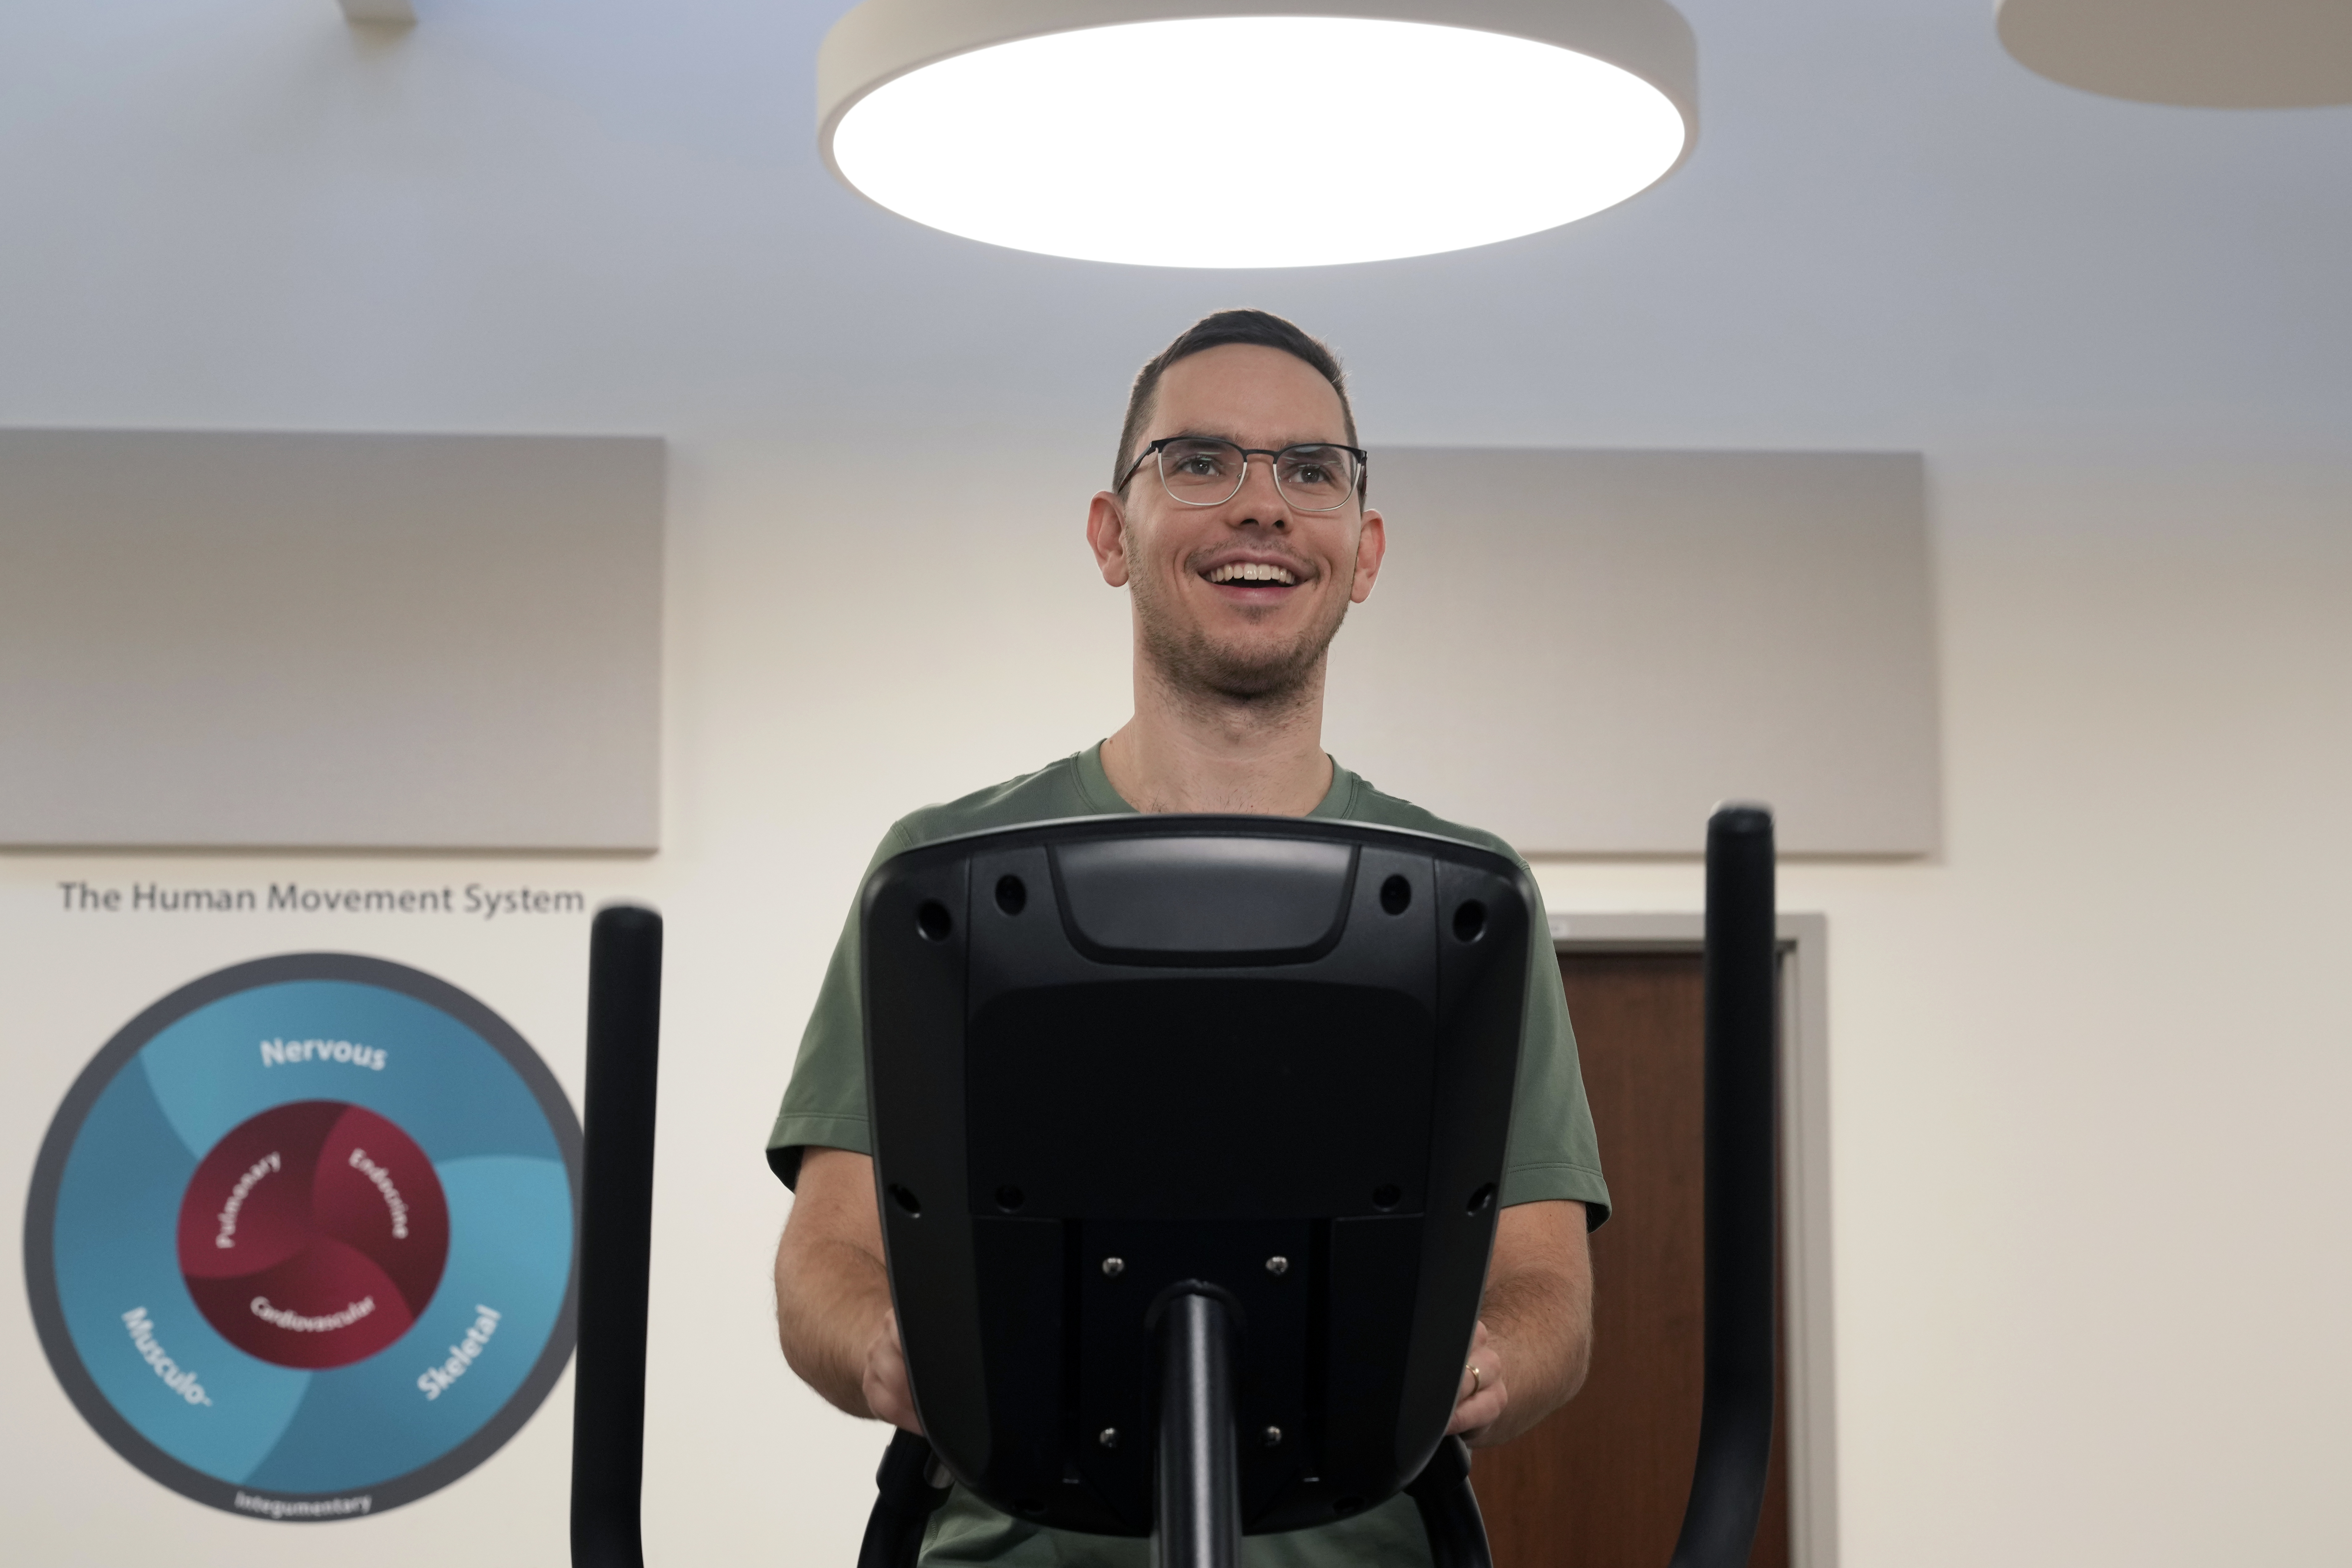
[{"x1": 1157, "y1": 439, "x2": 1358, "y2": 511}]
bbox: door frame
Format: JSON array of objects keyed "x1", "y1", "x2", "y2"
[{"x1": 1549, "y1": 911, "x2": 1838, "y2": 1568}]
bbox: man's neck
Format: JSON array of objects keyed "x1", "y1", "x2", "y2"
[{"x1": 1099, "y1": 658, "x2": 1333, "y2": 816}]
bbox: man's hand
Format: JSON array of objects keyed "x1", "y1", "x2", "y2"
[
  {"x1": 861, "y1": 1308, "x2": 922, "y2": 1434},
  {"x1": 1449, "y1": 1200, "x2": 1594, "y2": 1448},
  {"x1": 1448, "y1": 1318, "x2": 1508, "y2": 1440},
  {"x1": 781, "y1": 1156, "x2": 1593, "y2": 1451}
]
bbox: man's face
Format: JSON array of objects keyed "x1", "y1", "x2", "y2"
[{"x1": 1087, "y1": 344, "x2": 1386, "y2": 702}]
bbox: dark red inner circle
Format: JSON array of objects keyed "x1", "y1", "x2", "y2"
[{"x1": 177, "y1": 1100, "x2": 449, "y2": 1370}]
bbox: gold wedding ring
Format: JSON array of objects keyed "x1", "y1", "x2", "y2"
[{"x1": 1468, "y1": 1365, "x2": 1484, "y2": 1395}]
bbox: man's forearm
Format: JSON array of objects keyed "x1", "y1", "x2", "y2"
[
  {"x1": 1474, "y1": 1271, "x2": 1592, "y2": 1445},
  {"x1": 1469, "y1": 1199, "x2": 1594, "y2": 1447},
  {"x1": 773, "y1": 1147, "x2": 896, "y2": 1420},
  {"x1": 774, "y1": 1234, "x2": 891, "y2": 1417}
]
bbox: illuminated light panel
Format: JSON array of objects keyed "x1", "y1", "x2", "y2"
[{"x1": 828, "y1": 17, "x2": 1691, "y2": 268}]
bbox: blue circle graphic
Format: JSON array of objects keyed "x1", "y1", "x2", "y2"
[{"x1": 24, "y1": 954, "x2": 582, "y2": 1521}]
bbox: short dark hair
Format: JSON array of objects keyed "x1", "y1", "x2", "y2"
[{"x1": 1114, "y1": 309, "x2": 1359, "y2": 492}]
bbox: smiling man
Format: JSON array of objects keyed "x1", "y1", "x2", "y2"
[{"x1": 769, "y1": 310, "x2": 1610, "y2": 1566}]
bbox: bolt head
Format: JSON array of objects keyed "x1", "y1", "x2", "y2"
[
  {"x1": 1264, "y1": 1425, "x2": 1283, "y2": 1447},
  {"x1": 1098, "y1": 1427, "x2": 1119, "y2": 1449},
  {"x1": 1265, "y1": 1256, "x2": 1289, "y2": 1276},
  {"x1": 1101, "y1": 1257, "x2": 1125, "y2": 1277}
]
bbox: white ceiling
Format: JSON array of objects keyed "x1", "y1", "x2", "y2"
[{"x1": 0, "y1": 0, "x2": 2345, "y2": 457}]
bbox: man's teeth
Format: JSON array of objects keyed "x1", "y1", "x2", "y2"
[{"x1": 1207, "y1": 562, "x2": 1298, "y2": 585}]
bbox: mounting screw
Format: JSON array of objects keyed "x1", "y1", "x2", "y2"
[
  {"x1": 1101, "y1": 1257, "x2": 1125, "y2": 1277},
  {"x1": 1099, "y1": 1427, "x2": 1119, "y2": 1449},
  {"x1": 1265, "y1": 1256, "x2": 1289, "y2": 1276},
  {"x1": 1264, "y1": 1426, "x2": 1283, "y2": 1448}
]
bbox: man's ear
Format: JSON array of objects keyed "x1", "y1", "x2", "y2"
[
  {"x1": 1086, "y1": 491, "x2": 1132, "y2": 588},
  {"x1": 1349, "y1": 507, "x2": 1387, "y2": 605}
]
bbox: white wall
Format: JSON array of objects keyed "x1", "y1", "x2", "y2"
[
  {"x1": 6, "y1": 440, "x2": 2346, "y2": 1568},
  {"x1": 1535, "y1": 453, "x2": 2352, "y2": 1567}
]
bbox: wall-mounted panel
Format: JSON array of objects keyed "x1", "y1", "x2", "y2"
[
  {"x1": 1324, "y1": 449, "x2": 1939, "y2": 856},
  {"x1": 0, "y1": 432, "x2": 664, "y2": 851}
]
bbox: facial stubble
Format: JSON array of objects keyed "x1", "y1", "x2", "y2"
[{"x1": 1129, "y1": 551, "x2": 1353, "y2": 712}]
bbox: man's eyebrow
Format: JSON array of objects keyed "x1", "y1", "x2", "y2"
[{"x1": 1156, "y1": 428, "x2": 1351, "y2": 448}]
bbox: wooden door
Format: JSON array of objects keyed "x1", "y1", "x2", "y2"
[{"x1": 1471, "y1": 952, "x2": 1790, "y2": 1568}]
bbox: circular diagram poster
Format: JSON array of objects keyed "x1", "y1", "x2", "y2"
[{"x1": 24, "y1": 953, "x2": 581, "y2": 1521}]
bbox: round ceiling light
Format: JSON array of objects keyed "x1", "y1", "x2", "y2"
[
  {"x1": 817, "y1": 0, "x2": 1698, "y2": 268},
  {"x1": 1998, "y1": 0, "x2": 2352, "y2": 107}
]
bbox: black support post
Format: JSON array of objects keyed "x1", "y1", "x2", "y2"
[
  {"x1": 857, "y1": 1430, "x2": 956, "y2": 1568},
  {"x1": 571, "y1": 904, "x2": 664, "y2": 1568},
  {"x1": 1403, "y1": 1435, "x2": 1491, "y2": 1568},
  {"x1": 1668, "y1": 806, "x2": 1779, "y2": 1568},
  {"x1": 1154, "y1": 1290, "x2": 1240, "y2": 1568}
]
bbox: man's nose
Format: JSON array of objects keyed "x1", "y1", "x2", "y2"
[{"x1": 1228, "y1": 453, "x2": 1291, "y2": 528}]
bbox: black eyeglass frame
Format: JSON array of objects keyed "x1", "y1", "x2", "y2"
[{"x1": 1115, "y1": 437, "x2": 1370, "y2": 513}]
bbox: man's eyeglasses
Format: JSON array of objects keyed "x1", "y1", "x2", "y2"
[{"x1": 1117, "y1": 437, "x2": 1367, "y2": 513}]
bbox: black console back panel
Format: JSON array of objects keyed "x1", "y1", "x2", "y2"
[{"x1": 861, "y1": 816, "x2": 1528, "y2": 1537}]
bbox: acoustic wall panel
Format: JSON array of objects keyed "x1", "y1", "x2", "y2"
[
  {"x1": 1323, "y1": 449, "x2": 1939, "y2": 856},
  {"x1": 0, "y1": 431, "x2": 664, "y2": 851}
]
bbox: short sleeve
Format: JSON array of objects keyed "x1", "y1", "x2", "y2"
[
  {"x1": 765, "y1": 826, "x2": 907, "y2": 1188},
  {"x1": 1497, "y1": 876, "x2": 1612, "y2": 1227}
]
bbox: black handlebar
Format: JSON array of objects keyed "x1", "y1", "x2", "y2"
[
  {"x1": 571, "y1": 904, "x2": 664, "y2": 1568},
  {"x1": 1668, "y1": 805, "x2": 1779, "y2": 1568}
]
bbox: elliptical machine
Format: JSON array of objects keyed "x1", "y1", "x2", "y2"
[{"x1": 569, "y1": 806, "x2": 1779, "y2": 1568}]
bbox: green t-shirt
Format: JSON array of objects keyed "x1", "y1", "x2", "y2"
[{"x1": 767, "y1": 744, "x2": 1610, "y2": 1567}]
